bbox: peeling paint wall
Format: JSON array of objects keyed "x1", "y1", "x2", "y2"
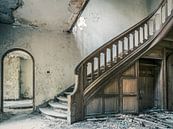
[
  {"x1": 0, "y1": 24, "x2": 81, "y2": 106},
  {"x1": 0, "y1": 0, "x2": 81, "y2": 107},
  {"x1": 73, "y1": 0, "x2": 161, "y2": 58}
]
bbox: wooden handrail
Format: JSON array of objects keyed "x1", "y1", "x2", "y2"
[{"x1": 75, "y1": 0, "x2": 165, "y2": 74}]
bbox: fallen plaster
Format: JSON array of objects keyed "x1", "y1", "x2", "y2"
[{"x1": 0, "y1": 110, "x2": 173, "y2": 129}]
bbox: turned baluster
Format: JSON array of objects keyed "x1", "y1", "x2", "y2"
[
  {"x1": 98, "y1": 53, "x2": 101, "y2": 76},
  {"x1": 116, "y1": 43, "x2": 119, "y2": 61},
  {"x1": 153, "y1": 18, "x2": 156, "y2": 34},
  {"x1": 127, "y1": 35, "x2": 130, "y2": 52},
  {"x1": 165, "y1": 0, "x2": 168, "y2": 19},
  {"x1": 121, "y1": 39, "x2": 125, "y2": 57},
  {"x1": 143, "y1": 24, "x2": 146, "y2": 42},
  {"x1": 147, "y1": 21, "x2": 150, "y2": 38},
  {"x1": 133, "y1": 31, "x2": 136, "y2": 49},
  {"x1": 160, "y1": 6, "x2": 163, "y2": 25},
  {"x1": 110, "y1": 46, "x2": 113, "y2": 66},
  {"x1": 104, "y1": 49, "x2": 107, "y2": 71},
  {"x1": 83, "y1": 64, "x2": 87, "y2": 88},
  {"x1": 138, "y1": 28, "x2": 141, "y2": 45},
  {"x1": 91, "y1": 59, "x2": 94, "y2": 81}
]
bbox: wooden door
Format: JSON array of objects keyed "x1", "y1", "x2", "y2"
[
  {"x1": 86, "y1": 79, "x2": 120, "y2": 116},
  {"x1": 122, "y1": 78, "x2": 138, "y2": 113},
  {"x1": 167, "y1": 55, "x2": 173, "y2": 110},
  {"x1": 139, "y1": 64, "x2": 155, "y2": 111}
]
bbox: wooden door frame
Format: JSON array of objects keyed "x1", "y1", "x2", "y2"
[{"x1": 0, "y1": 48, "x2": 35, "y2": 112}]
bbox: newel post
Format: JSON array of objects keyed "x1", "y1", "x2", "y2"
[{"x1": 67, "y1": 66, "x2": 86, "y2": 124}]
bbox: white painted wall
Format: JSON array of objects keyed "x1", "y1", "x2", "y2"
[
  {"x1": 147, "y1": 0, "x2": 162, "y2": 13},
  {"x1": 20, "y1": 58, "x2": 33, "y2": 99}
]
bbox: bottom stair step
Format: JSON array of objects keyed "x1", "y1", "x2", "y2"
[{"x1": 39, "y1": 107, "x2": 67, "y2": 119}]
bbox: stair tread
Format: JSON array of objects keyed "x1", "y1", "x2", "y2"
[
  {"x1": 64, "y1": 91, "x2": 72, "y2": 95},
  {"x1": 57, "y1": 96, "x2": 68, "y2": 102},
  {"x1": 4, "y1": 100, "x2": 33, "y2": 109},
  {"x1": 49, "y1": 101, "x2": 67, "y2": 110},
  {"x1": 39, "y1": 107, "x2": 67, "y2": 119}
]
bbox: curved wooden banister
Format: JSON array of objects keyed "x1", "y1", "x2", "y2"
[
  {"x1": 68, "y1": 0, "x2": 173, "y2": 124},
  {"x1": 75, "y1": 0, "x2": 165, "y2": 74}
]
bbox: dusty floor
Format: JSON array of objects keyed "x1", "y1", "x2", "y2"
[{"x1": 0, "y1": 110, "x2": 173, "y2": 129}]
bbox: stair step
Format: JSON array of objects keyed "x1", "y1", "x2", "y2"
[
  {"x1": 64, "y1": 91, "x2": 72, "y2": 95},
  {"x1": 39, "y1": 107, "x2": 67, "y2": 119},
  {"x1": 4, "y1": 99, "x2": 33, "y2": 109},
  {"x1": 49, "y1": 101, "x2": 67, "y2": 110},
  {"x1": 56, "y1": 96, "x2": 68, "y2": 103}
]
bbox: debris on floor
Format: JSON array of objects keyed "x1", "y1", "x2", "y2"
[{"x1": 0, "y1": 110, "x2": 173, "y2": 129}]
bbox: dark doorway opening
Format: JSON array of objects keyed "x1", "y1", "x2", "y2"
[{"x1": 139, "y1": 58, "x2": 162, "y2": 112}]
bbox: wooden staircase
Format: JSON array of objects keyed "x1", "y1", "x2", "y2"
[
  {"x1": 39, "y1": 0, "x2": 173, "y2": 124},
  {"x1": 68, "y1": 0, "x2": 173, "y2": 124}
]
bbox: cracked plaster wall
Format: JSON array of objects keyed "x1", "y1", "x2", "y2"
[
  {"x1": 0, "y1": 0, "x2": 81, "y2": 107},
  {"x1": 0, "y1": 24, "x2": 81, "y2": 106}
]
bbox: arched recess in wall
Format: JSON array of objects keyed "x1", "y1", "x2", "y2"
[{"x1": 1, "y1": 48, "x2": 35, "y2": 112}]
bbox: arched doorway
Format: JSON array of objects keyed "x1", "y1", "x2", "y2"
[{"x1": 1, "y1": 49, "x2": 35, "y2": 113}]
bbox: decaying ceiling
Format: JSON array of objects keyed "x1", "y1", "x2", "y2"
[
  {"x1": 0, "y1": 0, "x2": 86, "y2": 27},
  {"x1": 0, "y1": 0, "x2": 22, "y2": 24}
]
